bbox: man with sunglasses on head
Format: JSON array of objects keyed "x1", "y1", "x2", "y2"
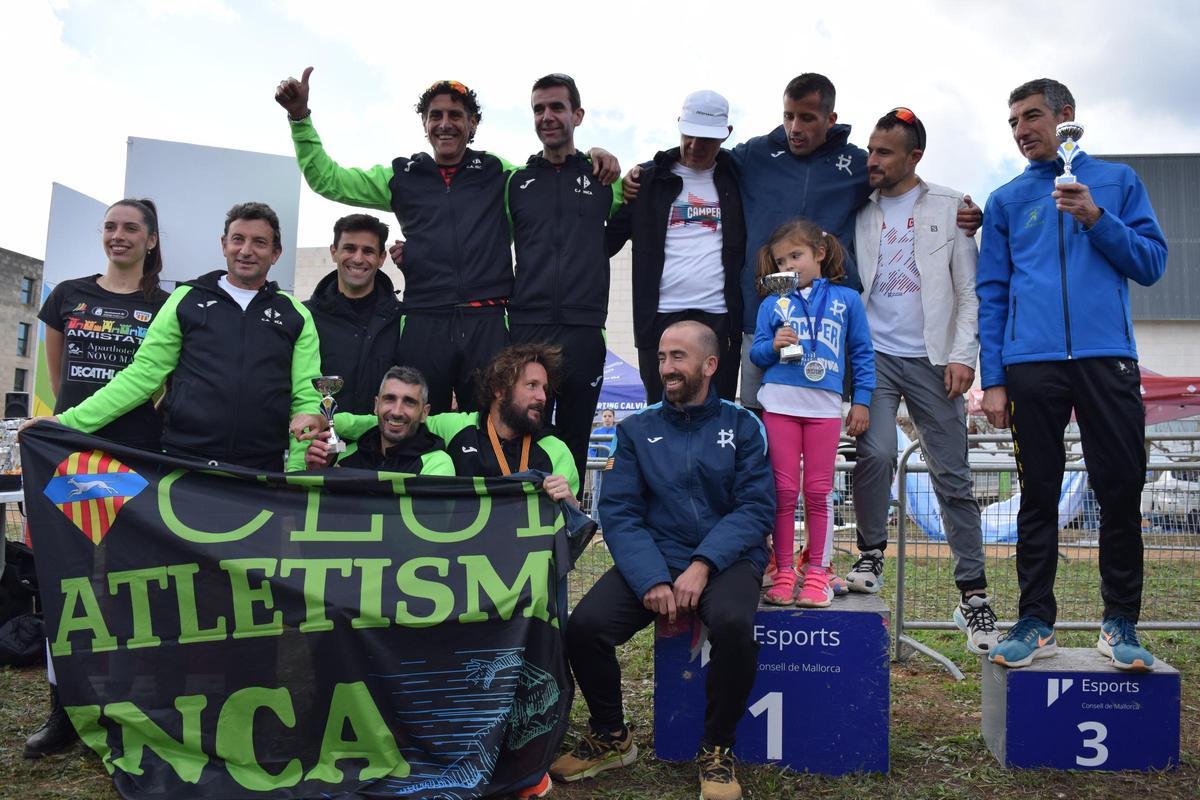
[
  {"x1": 274, "y1": 69, "x2": 618, "y2": 416},
  {"x1": 506, "y1": 73, "x2": 623, "y2": 485},
  {"x1": 848, "y1": 108, "x2": 998, "y2": 656}
]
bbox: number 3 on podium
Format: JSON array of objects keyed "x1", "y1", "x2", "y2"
[{"x1": 1076, "y1": 721, "x2": 1109, "y2": 767}]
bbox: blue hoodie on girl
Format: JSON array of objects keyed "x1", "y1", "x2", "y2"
[{"x1": 749, "y1": 278, "x2": 876, "y2": 406}]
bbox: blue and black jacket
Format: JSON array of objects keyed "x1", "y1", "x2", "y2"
[
  {"x1": 597, "y1": 386, "x2": 775, "y2": 599},
  {"x1": 976, "y1": 152, "x2": 1167, "y2": 388}
]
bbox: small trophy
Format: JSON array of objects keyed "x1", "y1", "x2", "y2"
[
  {"x1": 1055, "y1": 122, "x2": 1084, "y2": 186},
  {"x1": 760, "y1": 271, "x2": 805, "y2": 363},
  {"x1": 312, "y1": 376, "x2": 346, "y2": 453}
]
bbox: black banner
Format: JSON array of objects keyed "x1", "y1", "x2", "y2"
[{"x1": 21, "y1": 424, "x2": 572, "y2": 799}]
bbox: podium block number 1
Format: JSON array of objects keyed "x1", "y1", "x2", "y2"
[
  {"x1": 749, "y1": 691, "x2": 783, "y2": 760},
  {"x1": 1075, "y1": 721, "x2": 1109, "y2": 767}
]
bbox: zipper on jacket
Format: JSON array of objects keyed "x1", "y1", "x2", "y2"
[
  {"x1": 227, "y1": 304, "x2": 248, "y2": 461},
  {"x1": 684, "y1": 418, "x2": 703, "y2": 535},
  {"x1": 1010, "y1": 296, "x2": 1018, "y2": 342},
  {"x1": 553, "y1": 164, "x2": 563, "y2": 324},
  {"x1": 1057, "y1": 211, "x2": 1073, "y2": 358},
  {"x1": 1119, "y1": 289, "x2": 1130, "y2": 345},
  {"x1": 447, "y1": 168, "x2": 465, "y2": 306}
]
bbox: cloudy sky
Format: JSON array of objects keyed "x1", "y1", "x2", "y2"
[{"x1": 2, "y1": 0, "x2": 1198, "y2": 262}]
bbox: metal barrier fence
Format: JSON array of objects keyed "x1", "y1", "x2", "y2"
[
  {"x1": 573, "y1": 431, "x2": 1200, "y2": 673},
  {"x1": 894, "y1": 431, "x2": 1200, "y2": 676}
]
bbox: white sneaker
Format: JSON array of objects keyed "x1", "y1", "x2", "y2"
[
  {"x1": 845, "y1": 549, "x2": 884, "y2": 594},
  {"x1": 953, "y1": 593, "x2": 1000, "y2": 654}
]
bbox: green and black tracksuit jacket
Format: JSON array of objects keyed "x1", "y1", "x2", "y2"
[
  {"x1": 59, "y1": 270, "x2": 322, "y2": 471},
  {"x1": 304, "y1": 269, "x2": 404, "y2": 414},
  {"x1": 337, "y1": 410, "x2": 579, "y2": 494},
  {"x1": 505, "y1": 152, "x2": 622, "y2": 327},
  {"x1": 290, "y1": 117, "x2": 515, "y2": 310},
  {"x1": 336, "y1": 423, "x2": 454, "y2": 475}
]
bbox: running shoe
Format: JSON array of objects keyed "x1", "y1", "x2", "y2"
[
  {"x1": 989, "y1": 615, "x2": 1056, "y2": 668},
  {"x1": 1098, "y1": 616, "x2": 1155, "y2": 671}
]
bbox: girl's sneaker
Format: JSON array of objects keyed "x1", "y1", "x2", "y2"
[
  {"x1": 824, "y1": 566, "x2": 849, "y2": 597},
  {"x1": 762, "y1": 557, "x2": 778, "y2": 589},
  {"x1": 763, "y1": 568, "x2": 797, "y2": 605},
  {"x1": 795, "y1": 570, "x2": 833, "y2": 608}
]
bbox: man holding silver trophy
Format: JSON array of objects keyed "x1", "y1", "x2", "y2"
[{"x1": 977, "y1": 79, "x2": 1168, "y2": 671}]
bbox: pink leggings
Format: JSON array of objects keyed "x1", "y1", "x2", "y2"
[{"x1": 763, "y1": 411, "x2": 841, "y2": 571}]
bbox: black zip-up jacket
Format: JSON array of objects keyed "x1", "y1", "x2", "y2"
[
  {"x1": 506, "y1": 152, "x2": 620, "y2": 327},
  {"x1": 605, "y1": 148, "x2": 745, "y2": 350},
  {"x1": 388, "y1": 148, "x2": 513, "y2": 309},
  {"x1": 59, "y1": 270, "x2": 322, "y2": 470},
  {"x1": 337, "y1": 423, "x2": 451, "y2": 474},
  {"x1": 304, "y1": 270, "x2": 403, "y2": 414}
]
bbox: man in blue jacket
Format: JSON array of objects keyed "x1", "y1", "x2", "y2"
[
  {"x1": 550, "y1": 321, "x2": 774, "y2": 800},
  {"x1": 979, "y1": 79, "x2": 1167, "y2": 671},
  {"x1": 732, "y1": 74, "x2": 980, "y2": 409}
]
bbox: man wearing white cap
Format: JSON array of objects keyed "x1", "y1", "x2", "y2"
[{"x1": 606, "y1": 90, "x2": 746, "y2": 402}]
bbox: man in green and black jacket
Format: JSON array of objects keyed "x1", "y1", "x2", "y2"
[
  {"x1": 40, "y1": 203, "x2": 323, "y2": 472},
  {"x1": 275, "y1": 69, "x2": 617, "y2": 419},
  {"x1": 506, "y1": 73, "x2": 623, "y2": 485},
  {"x1": 331, "y1": 344, "x2": 578, "y2": 501},
  {"x1": 305, "y1": 366, "x2": 453, "y2": 476}
]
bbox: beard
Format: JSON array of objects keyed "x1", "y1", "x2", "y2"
[
  {"x1": 499, "y1": 394, "x2": 545, "y2": 437},
  {"x1": 662, "y1": 368, "x2": 705, "y2": 406}
]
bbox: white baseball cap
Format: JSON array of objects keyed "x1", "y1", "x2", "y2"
[{"x1": 678, "y1": 90, "x2": 731, "y2": 138}]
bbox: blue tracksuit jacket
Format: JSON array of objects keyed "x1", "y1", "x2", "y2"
[
  {"x1": 731, "y1": 124, "x2": 871, "y2": 333},
  {"x1": 976, "y1": 152, "x2": 1167, "y2": 388},
  {"x1": 597, "y1": 386, "x2": 775, "y2": 599}
]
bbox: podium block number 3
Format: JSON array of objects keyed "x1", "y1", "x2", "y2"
[
  {"x1": 1076, "y1": 721, "x2": 1109, "y2": 767},
  {"x1": 749, "y1": 692, "x2": 783, "y2": 760}
]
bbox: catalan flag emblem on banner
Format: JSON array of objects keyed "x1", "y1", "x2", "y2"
[{"x1": 41, "y1": 450, "x2": 148, "y2": 544}]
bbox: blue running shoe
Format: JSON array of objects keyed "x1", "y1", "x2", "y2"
[
  {"x1": 988, "y1": 615, "x2": 1056, "y2": 668},
  {"x1": 1098, "y1": 617, "x2": 1155, "y2": 671}
]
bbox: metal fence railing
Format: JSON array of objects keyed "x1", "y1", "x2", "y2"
[
  {"x1": 894, "y1": 432, "x2": 1200, "y2": 676},
  {"x1": 571, "y1": 431, "x2": 1200, "y2": 675}
]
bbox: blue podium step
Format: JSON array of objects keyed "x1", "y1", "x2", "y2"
[
  {"x1": 982, "y1": 647, "x2": 1180, "y2": 770},
  {"x1": 653, "y1": 592, "x2": 889, "y2": 775}
]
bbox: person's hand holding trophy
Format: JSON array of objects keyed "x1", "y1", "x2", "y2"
[
  {"x1": 761, "y1": 271, "x2": 806, "y2": 363},
  {"x1": 1052, "y1": 120, "x2": 1101, "y2": 228},
  {"x1": 312, "y1": 376, "x2": 346, "y2": 453}
]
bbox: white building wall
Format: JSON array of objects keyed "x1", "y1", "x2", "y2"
[{"x1": 1133, "y1": 320, "x2": 1200, "y2": 377}]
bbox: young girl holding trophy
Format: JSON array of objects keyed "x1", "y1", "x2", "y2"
[{"x1": 750, "y1": 219, "x2": 875, "y2": 607}]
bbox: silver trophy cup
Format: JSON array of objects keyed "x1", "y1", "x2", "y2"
[
  {"x1": 1055, "y1": 122, "x2": 1084, "y2": 186},
  {"x1": 313, "y1": 376, "x2": 347, "y2": 453},
  {"x1": 760, "y1": 271, "x2": 805, "y2": 363}
]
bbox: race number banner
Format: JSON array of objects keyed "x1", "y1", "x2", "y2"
[{"x1": 21, "y1": 424, "x2": 571, "y2": 799}]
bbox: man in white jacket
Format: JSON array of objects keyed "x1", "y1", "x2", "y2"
[{"x1": 847, "y1": 108, "x2": 998, "y2": 654}]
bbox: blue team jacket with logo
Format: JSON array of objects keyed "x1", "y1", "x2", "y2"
[
  {"x1": 749, "y1": 279, "x2": 876, "y2": 406},
  {"x1": 597, "y1": 386, "x2": 775, "y2": 599},
  {"x1": 976, "y1": 152, "x2": 1167, "y2": 388},
  {"x1": 731, "y1": 124, "x2": 871, "y2": 333}
]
